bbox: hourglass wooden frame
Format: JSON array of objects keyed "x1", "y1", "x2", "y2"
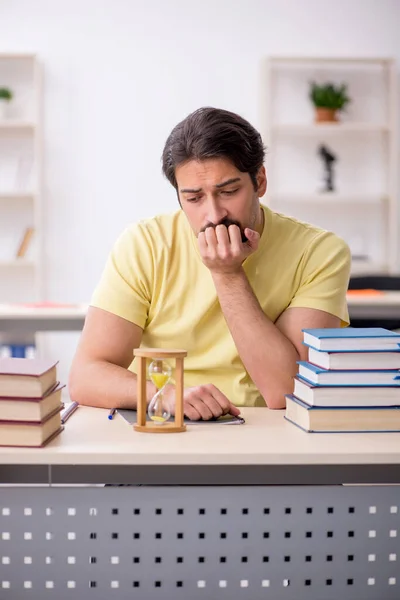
[{"x1": 133, "y1": 348, "x2": 187, "y2": 433}]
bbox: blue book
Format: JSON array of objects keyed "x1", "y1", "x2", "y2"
[
  {"x1": 285, "y1": 394, "x2": 400, "y2": 433},
  {"x1": 302, "y1": 327, "x2": 400, "y2": 352},
  {"x1": 11, "y1": 344, "x2": 26, "y2": 358},
  {"x1": 297, "y1": 361, "x2": 400, "y2": 387}
]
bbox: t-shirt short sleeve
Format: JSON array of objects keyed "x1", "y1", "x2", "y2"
[
  {"x1": 90, "y1": 224, "x2": 153, "y2": 329},
  {"x1": 288, "y1": 231, "x2": 351, "y2": 326}
]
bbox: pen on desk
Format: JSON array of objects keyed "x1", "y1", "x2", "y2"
[
  {"x1": 108, "y1": 408, "x2": 117, "y2": 420},
  {"x1": 61, "y1": 401, "x2": 79, "y2": 424}
]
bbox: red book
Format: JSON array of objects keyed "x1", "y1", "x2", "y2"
[
  {"x1": 0, "y1": 358, "x2": 58, "y2": 398},
  {"x1": 0, "y1": 405, "x2": 64, "y2": 447},
  {"x1": 0, "y1": 383, "x2": 64, "y2": 421}
]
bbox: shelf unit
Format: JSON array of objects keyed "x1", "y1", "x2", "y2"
[
  {"x1": 271, "y1": 122, "x2": 389, "y2": 134},
  {"x1": 0, "y1": 54, "x2": 43, "y2": 304},
  {"x1": 262, "y1": 56, "x2": 398, "y2": 275},
  {"x1": 0, "y1": 121, "x2": 36, "y2": 131}
]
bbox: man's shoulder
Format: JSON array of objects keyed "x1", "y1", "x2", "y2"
[
  {"x1": 267, "y1": 206, "x2": 324, "y2": 239},
  {"x1": 120, "y1": 209, "x2": 187, "y2": 245},
  {"x1": 266, "y1": 206, "x2": 348, "y2": 251}
]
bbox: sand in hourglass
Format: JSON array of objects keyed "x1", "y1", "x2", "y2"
[{"x1": 149, "y1": 372, "x2": 170, "y2": 423}]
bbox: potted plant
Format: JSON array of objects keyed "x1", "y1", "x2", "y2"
[
  {"x1": 0, "y1": 87, "x2": 13, "y2": 119},
  {"x1": 309, "y1": 82, "x2": 350, "y2": 123}
]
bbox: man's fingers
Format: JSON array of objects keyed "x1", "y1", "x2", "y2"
[
  {"x1": 187, "y1": 397, "x2": 214, "y2": 421},
  {"x1": 183, "y1": 401, "x2": 203, "y2": 421},
  {"x1": 198, "y1": 231, "x2": 208, "y2": 254},
  {"x1": 227, "y1": 224, "x2": 242, "y2": 252},
  {"x1": 215, "y1": 224, "x2": 230, "y2": 248},
  {"x1": 208, "y1": 384, "x2": 241, "y2": 415},
  {"x1": 228, "y1": 402, "x2": 241, "y2": 416},
  {"x1": 197, "y1": 392, "x2": 224, "y2": 418},
  {"x1": 205, "y1": 226, "x2": 217, "y2": 247},
  {"x1": 244, "y1": 228, "x2": 260, "y2": 251}
]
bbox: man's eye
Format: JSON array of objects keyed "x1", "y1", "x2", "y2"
[
  {"x1": 186, "y1": 197, "x2": 201, "y2": 203},
  {"x1": 221, "y1": 188, "x2": 239, "y2": 196}
]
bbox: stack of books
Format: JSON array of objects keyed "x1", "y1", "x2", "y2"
[
  {"x1": 0, "y1": 358, "x2": 64, "y2": 446},
  {"x1": 285, "y1": 327, "x2": 400, "y2": 433}
]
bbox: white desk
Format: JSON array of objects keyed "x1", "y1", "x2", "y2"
[
  {"x1": 347, "y1": 291, "x2": 400, "y2": 319},
  {"x1": 0, "y1": 407, "x2": 399, "y2": 600},
  {"x1": 0, "y1": 406, "x2": 400, "y2": 482}
]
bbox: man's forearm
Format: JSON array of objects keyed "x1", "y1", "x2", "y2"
[
  {"x1": 212, "y1": 268, "x2": 299, "y2": 408},
  {"x1": 69, "y1": 360, "x2": 157, "y2": 409}
]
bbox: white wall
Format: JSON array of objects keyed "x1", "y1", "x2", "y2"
[{"x1": 1, "y1": 0, "x2": 400, "y2": 388}]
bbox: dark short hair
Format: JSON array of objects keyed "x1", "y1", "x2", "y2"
[{"x1": 162, "y1": 107, "x2": 266, "y2": 190}]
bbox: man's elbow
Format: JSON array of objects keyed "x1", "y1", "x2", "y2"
[
  {"x1": 68, "y1": 364, "x2": 88, "y2": 406},
  {"x1": 68, "y1": 371, "x2": 80, "y2": 404},
  {"x1": 265, "y1": 396, "x2": 286, "y2": 410},
  {"x1": 261, "y1": 386, "x2": 290, "y2": 410}
]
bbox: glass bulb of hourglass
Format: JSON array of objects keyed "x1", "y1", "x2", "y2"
[{"x1": 148, "y1": 359, "x2": 172, "y2": 425}]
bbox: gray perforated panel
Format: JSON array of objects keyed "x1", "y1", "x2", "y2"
[{"x1": 1, "y1": 485, "x2": 399, "y2": 599}]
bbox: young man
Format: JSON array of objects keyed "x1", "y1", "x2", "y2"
[{"x1": 69, "y1": 107, "x2": 350, "y2": 419}]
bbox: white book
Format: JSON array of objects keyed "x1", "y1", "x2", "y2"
[
  {"x1": 308, "y1": 347, "x2": 400, "y2": 371},
  {"x1": 294, "y1": 377, "x2": 400, "y2": 407}
]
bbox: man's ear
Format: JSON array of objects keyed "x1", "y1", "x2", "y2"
[{"x1": 256, "y1": 166, "x2": 267, "y2": 198}]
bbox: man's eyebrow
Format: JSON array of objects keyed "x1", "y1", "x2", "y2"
[
  {"x1": 215, "y1": 177, "x2": 241, "y2": 189},
  {"x1": 180, "y1": 186, "x2": 202, "y2": 194},
  {"x1": 180, "y1": 177, "x2": 241, "y2": 194}
]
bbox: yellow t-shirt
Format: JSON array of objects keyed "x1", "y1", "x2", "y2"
[{"x1": 91, "y1": 205, "x2": 351, "y2": 406}]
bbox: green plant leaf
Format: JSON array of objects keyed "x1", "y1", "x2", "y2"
[
  {"x1": 0, "y1": 87, "x2": 13, "y2": 101},
  {"x1": 308, "y1": 81, "x2": 350, "y2": 110}
]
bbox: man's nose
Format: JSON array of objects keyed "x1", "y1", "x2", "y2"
[{"x1": 206, "y1": 198, "x2": 228, "y2": 225}]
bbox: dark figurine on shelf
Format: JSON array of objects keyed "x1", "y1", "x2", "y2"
[{"x1": 318, "y1": 144, "x2": 337, "y2": 192}]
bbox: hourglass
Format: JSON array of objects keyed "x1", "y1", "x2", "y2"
[{"x1": 133, "y1": 348, "x2": 187, "y2": 433}]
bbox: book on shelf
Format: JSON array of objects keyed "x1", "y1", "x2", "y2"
[
  {"x1": 0, "y1": 358, "x2": 58, "y2": 398},
  {"x1": 0, "y1": 383, "x2": 64, "y2": 422},
  {"x1": 16, "y1": 226, "x2": 34, "y2": 258},
  {"x1": 285, "y1": 394, "x2": 400, "y2": 433},
  {"x1": 297, "y1": 361, "x2": 400, "y2": 386},
  {"x1": 0, "y1": 406, "x2": 63, "y2": 447},
  {"x1": 302, "y1": 327, "x2": 400, "y2": 352},
  {"x1": 0, "y1": 344, "x2": 36, "y2": 359},
  {"x1": 308, "y1": 347, "x2": 400, "y2": 371},
  {"x1": 293, "y1": 376, "x2": 400, "y2": 408}
]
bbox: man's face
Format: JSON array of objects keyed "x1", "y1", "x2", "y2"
[{"x1": 176, "y1": 157, "x2": 266, "y2": 240}]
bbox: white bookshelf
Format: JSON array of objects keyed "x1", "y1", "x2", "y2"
[
  {"x1": 0, "y1": 53, "x2": 43, "y2": 304},
  {"x1": 262, "y1": 56, "x2": 398, "y2": 275},
  {"x1": 0, "y1": 192, "x2": 36, "y2": 201},
  {"x1": 0, "y1": 260, "x2": 36, "y2": 268},
  {"x1": 0, "y1": 121, "x2": 36, "y2": 131},
  {"x1": 271, "y1": 122, "x2": 389, "y2": 134}
]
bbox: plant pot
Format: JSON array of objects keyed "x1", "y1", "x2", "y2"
[
  {"x1": 315, "y1": 107, "x2": 338, "y2": 123},
  {"x1": 0, "y1": 99, "x2": 8, "y2": 119}
]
